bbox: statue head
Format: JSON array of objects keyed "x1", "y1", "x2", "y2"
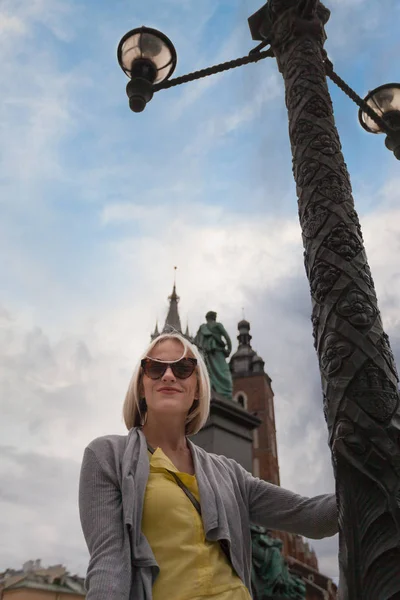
[{"x1": 206, "y1": 311, "x2": 217, "y2": 322}]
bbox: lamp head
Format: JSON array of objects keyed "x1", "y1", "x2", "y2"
[
  {"x1": 117, "y1": 26, "x2": 177, "y2": 112},
  {"x1": 359, "y1": 83, "x2": 400, "y2": 134}
]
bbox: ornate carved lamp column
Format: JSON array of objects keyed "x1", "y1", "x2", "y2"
[{"x1": 249, "y1": 1, "x2": 400, "y2": 598}]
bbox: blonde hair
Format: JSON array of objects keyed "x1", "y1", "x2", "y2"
[{"x1": 123, "y1": 331, "x2": 211, "y2": 436}]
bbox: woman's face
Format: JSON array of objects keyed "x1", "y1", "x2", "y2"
[{"x1": 141, "y1": 339, "x2": 198, "y2": 419}]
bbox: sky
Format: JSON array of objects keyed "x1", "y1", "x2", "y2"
[{"x1": 1, "y1": 0, "x2": 400, "y2": 589}]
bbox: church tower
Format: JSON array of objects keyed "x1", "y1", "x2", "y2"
[
  {"x1": 230, "y1": 318, "x2": 320, "y2": 574},
  {"x1": 230, "y1": 319, "x2": 280, "y2": 486}
]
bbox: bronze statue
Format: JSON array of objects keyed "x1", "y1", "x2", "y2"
[
  {"x1": 250, "y1": 524, "x2": 306, "y2": 600},
  {"x1": 194, "y1": 311, "x2": 233, "y2": 399}
]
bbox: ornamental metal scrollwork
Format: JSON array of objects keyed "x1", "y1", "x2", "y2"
[
  {"x1": 324, "y1": 222, "x2": 363, "y2": 261},
  {"x1": 348, "y1": 209, "x2": 363, "y2": 240},
  {"x1": 286, "y1": 60, "x2": 323, "y2": 84},
  {"x1": 288, "y1": 83, "x2": 307, "y2": 110},
  {"x1": 302, "y1": 203, "x2": 329, "y2": 238},
  {"x1": 311, "y1": 309, "x2": 319, "y2": 350},
  {"x1": 296, "y1": 159, "x2": 320, "y2": 186},
  {"x1": 310, "y1": 132, "x2": 340, "y2": 155},
  {"x1": 339, "y1": 163, "x2": 352, "y2": 187},
  {"x1": 377, "y1": 333, "x2": 400, "y2": 381},
  {"x1": 336, "y1": 288, "x2": 377, "y2": 329},
  {"x1": 303, "y1": 95, "x2": 331, "y2": 119},
  {"x1": 317, "y1": 174, "x2": 352, "y2": 204},
  {"x1": 348, "y1": 361, "x2": 399, "y2": 423},
  {"x1": 292, "y1": 119, "x2": 317, "y2": 147},
  {"x1": 320, "y1": 332, "x2": 353, "y2": 376},
  {"x1": 310, "y1": 260, "x2": 341, "y2": 303},
  {"x1": 334, "y1": 420, "x2": 367, "y2": 455}
]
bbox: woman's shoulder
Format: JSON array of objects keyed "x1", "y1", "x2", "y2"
[{"x1": 86, "y1": 433, "x2": 129, "y2": 464}]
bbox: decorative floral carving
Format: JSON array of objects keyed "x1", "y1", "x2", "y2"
[
  {"x1": 312, "y1": 309, "x2": 320, "y2": 351},
  {"x1": 303, "y1": 203, "x2": 329, "y2": 238},
  {"x1": 348, "y1": 209, "x2": 363, "y2": 240},
  {"x1": 286, "y1": 60, "x2": 323, "y2": 84},
  {"x1": 377, "y1": 333, "x2": 399, "y2": 381},
  {"x1": 317, "y1": 174, "x2": 352, "y2": 204},
  {"x1": 339, "y1": 163, "x2": 352, "y2": 189},
  {"x1": 292, "y1": 119, "x2": 317, "y2": 147},
  {"x1": 320, "y1": 332, "x2": 352, "y2": 376},
  {"x1": 337, "y1": 289, "x2": 377, "y2": 328},
  {"x1": 324, "y1": 223, "x2": 362, "y2": 261},
  {"x1": 288, "y1": 83, "x2": 307, "y2": 109},
  {"x1": 310, "y1": 132, "x2": 340, "y2": 155},
  {"x1": 310, "y1": 260, "x2": 341, "y2": 303},
  {"x1": 304, "y1": 96, "x2": 331, "y2": 119},
  {"x1": 349, "y1": 361, "x2": 399, "y2": 423},
  {"x1": 296, "y1": 159, "x2": 319, "y2": 187},
  {"x1": 335, "y1": 420, "x2": 367, "y2": 455}
]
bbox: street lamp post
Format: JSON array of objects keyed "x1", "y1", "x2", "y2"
[{"x1": 117, "y1": 2, "x2": 400, "y2": 598}]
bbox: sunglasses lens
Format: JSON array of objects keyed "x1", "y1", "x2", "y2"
[
  {"x1": 173, "y1": 359, "x2": 196, "y2": 379},
  {"x1": 145, "y1": 362, "x2": 166, "y2": 380}
]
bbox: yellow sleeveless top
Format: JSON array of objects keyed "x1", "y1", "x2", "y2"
[{"x1": 141, "y1": 447, "x2": 252, "y2": 600}]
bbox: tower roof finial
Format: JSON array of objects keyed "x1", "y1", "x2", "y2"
[{"x1": 163, "y1": 268, "x2": 182, "y2": 333}]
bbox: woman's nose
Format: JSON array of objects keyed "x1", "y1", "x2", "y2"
[{"x1": 162, "y1": 366, "x2": 176, "y2": 380}]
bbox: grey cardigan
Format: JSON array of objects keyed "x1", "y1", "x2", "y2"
[{"x1": 79, "y1": 427, "x2": 338, "y2": 600}]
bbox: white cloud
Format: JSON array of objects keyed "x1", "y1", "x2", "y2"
[{"x1": 0, "y1": 0, "x2": 77, "y2": 43}]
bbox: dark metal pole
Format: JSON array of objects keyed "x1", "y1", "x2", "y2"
[{"x1": 250, "y1": 1, "x2": 400, "y2": 598}]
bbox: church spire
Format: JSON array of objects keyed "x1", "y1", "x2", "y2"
[
  {"x1": 151, "y1": 320, "x2": 160, "y2": 341},
  {"x1": 162, "y1": 267, "x2": 182, "y2": 333}
]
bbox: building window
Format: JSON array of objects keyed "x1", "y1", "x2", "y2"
[
  {"x1": 253, "y1": 428, "x2": 259, "y2": 449},
  {"x1": 234, "y1": 391, "x2": 248, "y2": 410},
  {"x1": 253, "y1": 457, "x2": 260, "y2": 478},
  {"x1": 308, "y1": 574, "x2": 314, "y2": 583}
]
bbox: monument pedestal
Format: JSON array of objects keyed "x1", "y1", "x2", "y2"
[{"x1": 189, "y1": 391, "x2": 262, "y2": 473}]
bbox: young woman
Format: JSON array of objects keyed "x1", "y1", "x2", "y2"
[{"x1": 79, "y1": 332, "x2": 338, "y2": 600}]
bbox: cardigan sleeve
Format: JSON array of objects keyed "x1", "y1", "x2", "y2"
[
  {"x1": 79, "y1": 447, "x2": 132, "y2": 600},
  {"x1": 239, "y1": 464, "x2": 338, "y2": 539}
]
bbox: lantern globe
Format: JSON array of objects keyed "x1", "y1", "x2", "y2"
[
  {"x1": 117, "y1": 26, "x2": 177, "y2": 84},
  {"x1": 359, "y1": 83, "x2": 400, "y2": 134}
]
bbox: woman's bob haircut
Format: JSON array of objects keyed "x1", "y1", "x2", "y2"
[{"x1": 123, "y1": 331, "x2": 211, "y2": 436}]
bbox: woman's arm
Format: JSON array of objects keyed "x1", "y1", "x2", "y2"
[
  {"x1": 79, "y1": 447, "x2": 132, "y2": 600},
  {"x1": 241, "y1": 465, "x2": 338, "y2": 539}
]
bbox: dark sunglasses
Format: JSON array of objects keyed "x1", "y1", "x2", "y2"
[{"x1": 141, "y1": 357, "x2": 197, "y2": 380}]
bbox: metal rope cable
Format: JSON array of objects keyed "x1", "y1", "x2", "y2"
[
  {"x1": 153, "y1": 48, "x2": 274, "y2": 92},
  {"x1": 323, "y1": 57, "x2": 390, "y2": 134},
  {"x1": 153, "y1": 45, "x2": 389, "y2": 136}
]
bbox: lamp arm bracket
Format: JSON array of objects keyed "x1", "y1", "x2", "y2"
[
  {"x1": 153, "y1": 47, "x2": 274, "y2": 92},
  {"x1": 323, "y1": 53, "x2": 392, "y2": 135}
]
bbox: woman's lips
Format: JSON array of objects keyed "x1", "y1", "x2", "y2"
[{"x1": 157, "y1": 388, "x2": 181, "y2": 393}]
